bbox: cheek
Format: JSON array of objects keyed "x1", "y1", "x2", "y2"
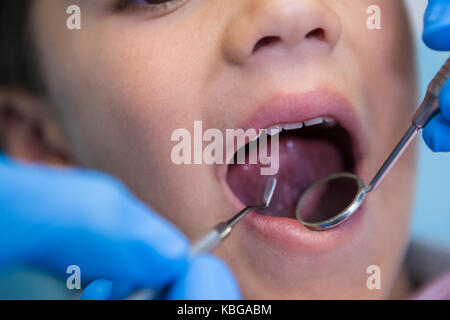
[
  {"x1": 50, "y1": 24, "x2": 228, "y2": 230},
  {"x1": 47, "y1": 23, "x2": 207, "y2": 164},
  {"x1": 338, "y1": 0, "x2": 416, "y2": 148},
  {"x1": 90, "y1": 22, "x2": 217, "y2": 134}
]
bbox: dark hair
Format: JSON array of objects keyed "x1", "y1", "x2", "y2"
[{"x1": 0, "y1": 0, "x2": 44, "y2": 94}]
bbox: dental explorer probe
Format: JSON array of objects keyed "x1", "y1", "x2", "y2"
[
  {"x1": 127, "y1": 177, "x2": 277, "y2": 300},
  {"x1": 190, "y1": 176, "x2": 277, "y2": 255}
]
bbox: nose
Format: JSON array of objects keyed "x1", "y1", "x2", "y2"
[{"x1": 222, "y1": 0, "x2": 342, "y2": 65}]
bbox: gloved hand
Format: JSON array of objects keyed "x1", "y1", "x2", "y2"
[
  {"x1": 422, "y1": 0, "x2": 450, "y2": 152},
  {"x1": 0, "y1": 154, "x2": 241, "y2": 300}
]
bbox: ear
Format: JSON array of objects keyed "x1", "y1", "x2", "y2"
[{"x1": 0, "y1": 88, "x2": 72, "y2": 166}]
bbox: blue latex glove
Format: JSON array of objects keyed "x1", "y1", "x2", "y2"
[
  {"x1": 0, "y1": 154, "x2": 240, "y2": 299},
  {"x1": 422, "y1": 0, "x2": 450, "y2": 152}
]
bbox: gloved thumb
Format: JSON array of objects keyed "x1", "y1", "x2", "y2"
[
  {"x1": 423, "y1": 0, "x2": 450, "y2": 50},
  {"x1": 81, "y1": 255, "x2": 242, "y2": 300},
  {"x1": 80, "y1": 279, "x2": 135, "y2": 300},
  {"x1": 167, "y1": 254, "x2": 241, "y2": 300}
]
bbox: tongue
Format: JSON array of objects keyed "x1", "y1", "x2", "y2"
[{"x1": 227, "y1": 135, "x2": 344, "y2": 218}]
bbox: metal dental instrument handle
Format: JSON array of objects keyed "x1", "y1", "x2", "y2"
[
  {"x1": 190, "y1": 176, "x2": 277, "y2": 255},
  {"x1": 413, "y1": 57, "x2": 450, "y2": 129},
  {"x1": 367, "y1": 57, "x2": 450, "y2": 193}
]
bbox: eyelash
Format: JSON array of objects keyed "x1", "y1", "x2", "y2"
[{"x1": 116, "y1": 0, "x2": 187, "y2": 14}]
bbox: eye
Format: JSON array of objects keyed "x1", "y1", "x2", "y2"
[{"x1": 116, "y1": 0, "x2": 188, "y2": 15}]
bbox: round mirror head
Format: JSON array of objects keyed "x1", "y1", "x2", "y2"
[{"x1": 295, "y1": 173, "x2": 367, "y2": 231}]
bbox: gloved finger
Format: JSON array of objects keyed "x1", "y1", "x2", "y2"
[
  {"x1": 80, "y1": 279, "x2": 135, "y2": 300},
  {"x1": 0, "y1": 153, "x2": 14, "y2": 165},
  {"x1": 81, "y1": 279, "x2": 113, "y2": 300},
  {"x1": 0, "y1": 159, "x2": 189, "y2": 289},
  {"x1": 423, "y1": 113, "x2": 450, "y2": 152},
  {"x1": 423, "y1": 0, "x2": 450, "y2": 50},
  {"x1": 440, "y1": 79, "x2": 450, "y2": 120},
  {"x1": 167, "y1": 254, "x2": 241, "y2": 300}
]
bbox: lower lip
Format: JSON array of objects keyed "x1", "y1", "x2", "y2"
[{"x1": 221, "y1": 179, "x2": 366, "y2": 252}]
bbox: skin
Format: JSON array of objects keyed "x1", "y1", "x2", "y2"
[{"x1": 1, "y1": 0, "x2": 417, "y2": 299}]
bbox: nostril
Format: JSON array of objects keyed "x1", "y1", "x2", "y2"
[
  {"x1": 252, "y1": 36, "x2": 281, "y2": 54},
  {"x1": 305, "y1": 28, "x2": 325, "y2": 41}
]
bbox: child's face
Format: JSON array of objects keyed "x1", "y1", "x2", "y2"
[{"x1": 31, "y1": 0, "x2": 417, "y2": 298}]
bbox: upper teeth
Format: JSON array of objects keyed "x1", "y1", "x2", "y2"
[
  {"x1": 266, "y1": 125, "x2": 282, "y2": 135},
  {"x1": 265, "y1": 117, "x2": 337, "y2": 136},
  {"x1": 282, "y1": 123, "x2": 304, "y2": 130},
  {"x1": 304, "y1": 117, "x2": 324, "y2": 126}
]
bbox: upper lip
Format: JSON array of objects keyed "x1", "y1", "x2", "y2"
[
  {"x1": 216, "y1": 88, "x2": 368, "y2": 185},
  {"x1": 215, "y1": 88, "x2": 369, "y2": 249}
]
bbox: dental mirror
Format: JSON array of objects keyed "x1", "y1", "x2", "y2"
[{"x1": 296, "y1": 57, "x2": 449, "y2": 231}]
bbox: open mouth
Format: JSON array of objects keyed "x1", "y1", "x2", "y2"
[
  {"x1": 217, "y1": 91, "x2": 366, "y2": 242},
  {"x1": 226, "y1": 116, "x2": 356, "y2": 220}
]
